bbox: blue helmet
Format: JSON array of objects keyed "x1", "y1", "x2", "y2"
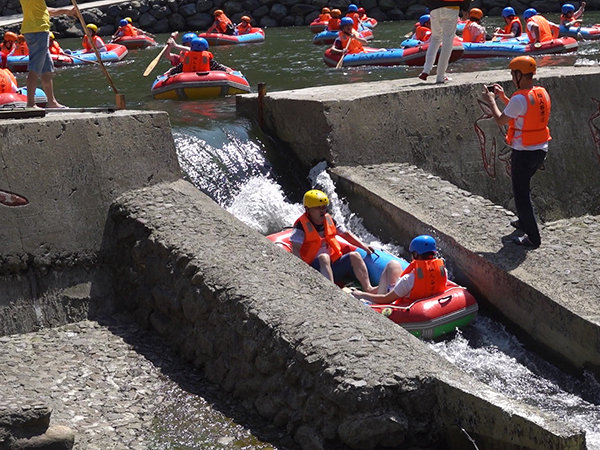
[
  {"x1": 502, "y1": 7, "x2": 515, "y2": 18},
  {"x1": 409, "y1": 235, "x2": 437, "y2": 255},
  {"x1": 182, "y1": 32, "x2": 198, "y2": 44},
  {"x1": 562, "y1": 3, "x2": 576, "y2": 13},
  {"x1": 190, "y1": 37, "x2": 208, "y2": 51},
  {"x1": 523, "y1": 8, "x2": 538, "y2": 19},
  {"x1": 347, "y1": 4, "x2": 358, "y2": 12},
  {"x1": 419, "y1": 14, "x2": 430, "y2": 26},
  {"x1": 340, "y1": 17, "x2": 354, "y2": 27},
  {"x1": 119, "y1": 19, "x2": 128, "y2": 26}
]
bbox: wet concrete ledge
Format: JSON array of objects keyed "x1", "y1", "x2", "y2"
[
  {"x1": 105, "y1": 179, "x2": 585, "y2": 450},
  {"x1": 0, "y1": 110, "x2": 181, "y2": 334},
  {"x1": 237, "y1": 65, "x2": 600, "y2": 221}
]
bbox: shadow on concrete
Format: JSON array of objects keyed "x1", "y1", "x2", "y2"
[{"x1": 476, "y1": 231, "x2": 530, "y2": 271}]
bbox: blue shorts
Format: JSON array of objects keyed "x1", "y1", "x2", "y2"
[
  {"x1": 311, "y1": 252, "x2": 355, "y2": 282},
  {"x1": 25, "y1": 32, "x2": 54, "y2": 74}
]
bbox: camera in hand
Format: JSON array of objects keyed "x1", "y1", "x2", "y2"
[{"x1": 487, "y1": 85, "x2": 495, "y2": 92}]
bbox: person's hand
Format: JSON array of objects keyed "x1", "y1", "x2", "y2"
[
  {"x1": 582, "y1": 2, "x2": 586, "y2": 9},
  {"x1": 364, "y1": 245, "x2": 374, "y2": 255}
]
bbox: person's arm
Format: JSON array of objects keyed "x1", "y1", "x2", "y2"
[
  {"x1": 575, "y1": 2, "x2": 586, "y2": 20},
  {"x1": 351, "y1": 29, "x2": 368, "y2": 45},
  {"x1": 529, "y1": 21, "x2": 541, "y2": 43},
  {"x1": 482, "y1": 86, "x2": 511, "y2": 126},
  {"x1": 351, "y1": 287, "x2": 398, "y2": 304},
  {"x1": 291, "y1": 242, "x2": 302, "y2": 258},
  {"x1": 210, "y1": 59, "x2": 228, "y2": 71},
  {"x1": 48, "y1": 6, "x2": 76, "y2": 17},
  {"x1": 337, "y1": 230, "x2": 373, "y2": 254}
]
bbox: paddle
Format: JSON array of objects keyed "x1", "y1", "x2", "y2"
[
  {"x1": 59, "y1": 51, "x2": 99, "y2": 65},
  {"x1": 335, "y1": 33, "x2": 353, "y2": 69},
  {"x1": 70, "y1": 0, "x2": 126, "y2": 109},
  {"x1": 143, "y1": 31, "x2": 178, "y2": 77}
]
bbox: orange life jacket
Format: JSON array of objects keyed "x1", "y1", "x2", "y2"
[
  {"x1": 526, "y1": 15, "x2": 553, "y2": 42},
  {"x1": 12, "y1": 42, "x2": 28, "y2": 56},
  {"x1": 462, "y1": 20, "x2": 485, "y2": 43},
  {"x1": 345, "y1": 12, "x2": 360, "y2": 30},
  {"x1": 119, "y1": 24, "x2": 138, "y2": 37},
  {"x1": 210, "y1": 15, "x2": 233, "y2": 33},
  {"x1": 82, "y1": 35, "x2": 106, "y2": 52},
  {"x1": 49, "y1": 40, "x2": 61, "y2": 55},
  {"x1": 503, "y1": 17, "x2": 522, "y2": 36},
  {"x1": 400, "y1": 258, "x2": 447, "y2": 300},
  {"x1": 415, "y1": 25, "x2": 431, "y2": 42},
  {"x1": 327, "y1": 18, "x2": 340, "y2": 31},
  {"x1": 0, "y1": 42, "x2": 15, "y2": 55},
  {"x1": 294, "y1": 213, "x2": 342, "y2": 264},
  {"x1": 236, "y1": 22, "x2": 252, "y2": 35},
  {"x1": 318, "y1": 13, "x2": 331, "y2": 22},
  {"x1": 506, "y1": 86, "x2": 552, "y2": 147},
  {"x1": 182, "y1": 50, "x2": 212, "y2": 72},
  {"x1": 338, "y1": 32, "x2": 364, "y2": 54},
  {"x1": 0, "y1": 68, "x2": 17, "y2": 93}
]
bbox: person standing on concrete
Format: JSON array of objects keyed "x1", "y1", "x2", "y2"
[
  {"x1": 482, "y1": 56, "x2": 551, "y2": 248},
  {"x1": 418, "y1": 0, "x2": 471, "y2": 84},
  {"x1": 350, "y1": 235, "x2": 448, "y2": 304},
  {"x1": 19, "y1": 0, "x2": 75, "y2": 108},
  {"x1": 290, "y1": 189, "x2": 374, "y2": 291}
]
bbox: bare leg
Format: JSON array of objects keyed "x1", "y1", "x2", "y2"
[
  {"x1": 26, "y1": 71, "x2": 40, "y2": 107},
  {"x1": 348, "y1": 251, "x2": 373, "y2": 291},
  {"x1": 376, "y1": 260, "x2": 405, "y2": 294},
  {"x1": 316, "y1": 253, "x2": 334, "y2": 282},
  {"x1": 41, "y1": 72, "x2": 64, "y2": 108}
]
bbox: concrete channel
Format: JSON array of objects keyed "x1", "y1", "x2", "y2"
[{"x1": 0, "y1": 68, "x2": 595, "y2": 448}]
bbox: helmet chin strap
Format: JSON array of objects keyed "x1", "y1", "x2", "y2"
[{"x1": 515, "y1": 71, "x2": 524, "y2": 89}]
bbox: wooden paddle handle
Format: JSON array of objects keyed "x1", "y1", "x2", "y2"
[
  {"x1": 335, "y1": 33, "x2": 353, "y2": 69},
  {"x1": 143, "y1": 31, "x2": 178, "y2": 77}
]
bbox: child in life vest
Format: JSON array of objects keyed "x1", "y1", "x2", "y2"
[
  {"x1": 493, "y1": 7, "x2": 522, "y2": 39},
  {"x1": 351, "y1": 235, "x2": 448, "y2": 304},
  {"x1": 327, "y1": 9, "x2": 342, "y2": 31},
  {"x1": 331, "y1": 17, "x2": 367, "y2": 55},
  {"x1": 317, "y1": 7, "x2": 331, "y2": 23},
  {"x1": 291, "y1": 189, "x2": 374, "y2": 291},
  {"x1": 48, "y1": 32, "x2": 63, "y2": 55},
  {"x1": 82, "y1": 24, "x2": 107, "y2": 53},
  {"x1": 414, "y1": 14, "x2": 431, "y2": 41},
  {"x1": 166, "y1": 37, "x2": 228, "y2": 75},
  {"x1": 1, "y1": 32, "x2": 17, "y2": 57},
  {"x1": 560, "y1": 2, "x2": 585, "y2": 27},
  {"x1": 10, "y1": 35, "x2": 29, "y2": 56},
  {"x1": 113, "y1": 18, "x2": 138, "y2": 39},
  {"x1": 208, "y1": 10, "x2": 235, "y2": 35},
  {"x1": 235, "y1": 16, "x2": 253, "y2": 35},
  {"x1": 462, "y1": 8, "x2": 487, "y2": 43}
]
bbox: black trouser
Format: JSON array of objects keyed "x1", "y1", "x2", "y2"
[{"x1": 511, "y1": 149, "x2": 547, "y2": 245}]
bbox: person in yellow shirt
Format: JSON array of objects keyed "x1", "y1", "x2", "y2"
[{"x1": 19, "y1": 0, "x2": 75, "y2": 107}]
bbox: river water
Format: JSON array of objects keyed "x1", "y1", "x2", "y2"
[{"x1": 14, "y1": 15, "x2": 600, "y2": 448}]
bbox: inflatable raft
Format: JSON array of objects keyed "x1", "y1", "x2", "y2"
[
  {"x1": 559, "y1": 24, "x2": 600, "y2": 40},
  {"x1": 198, "y1": 28, "x2": 265, "y2": 46},
  {"x1": 0, "y1": 88, "x2": 47, "y2": 108},
  {"x1": 267, "y1": 229, "x2": 478, "y2": 339},
  {"x1": 111, "y1": 34, "x2": 157, "y2": 49},
  {"x1": 151, "y1": 68, "x2": 251, "y2": 100},
  {"x1": 313, "y1": 27, "x2": 374, "y2": 45},
  {"x1": 66, "y1": 44, "x2": 128, "y2": 65},
  {"x1": 6, "y1": 53, "x2": 72, "y2": 72},
  {"x1": 310, "y1": 19, "x2": 328, "y2": 34},
  {"x1": 324, "y1": 38, "x2": 464, "y2": 68},
  {"x1": 401, "y1": 36, "x2": 578, "y2": 58}
]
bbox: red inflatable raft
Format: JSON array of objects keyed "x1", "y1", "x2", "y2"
[
  {"x1": 267, "y1": 229, "x2": 478, "y2": 339},
  {"x1": 112, "y1": 34, "x2": 157, "y2": 49}
]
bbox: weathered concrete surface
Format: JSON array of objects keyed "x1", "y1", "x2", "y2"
[
  {"x1": 103, "y1": 178, "x2": 585, "y2": 449},
  {"x1": 0, "y1": 110, "x2": 181, "y2": 334},
  {"x1": 330, "y1": 163, "x2": 600, "y2": 378},
  {"x1": 236, "y1": 66, "x2": 600, "y2": 221}
]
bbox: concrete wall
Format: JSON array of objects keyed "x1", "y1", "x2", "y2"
[
  {"x1": 0, "y1": 110, "x2": 181, "y2": 335},
  {"x1": 237, "y1": 66, "x2": 600, "y2": 222},
  {"x1": 105, "y1": 178, "x2": 585, "y2": 450}
]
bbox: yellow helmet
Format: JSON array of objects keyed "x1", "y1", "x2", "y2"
[
  {"x1": 303, "y1": 189, "x2": 329, "y2": 208},
  {"x1": 509, "y1": 56, "x2": 536, "y2": 74},
  {"x1": 49, "y1": 31, "x2": 55, "y2": 39},
  {"x1": 469, "y1": 8, "x2": 483, "y2": 20},
  {"x1": 86, "y1": 23, "x2": 98, "y2": 32},
  {"x1": 125, "y1": 17, "x2": 132, "y2": 23}
]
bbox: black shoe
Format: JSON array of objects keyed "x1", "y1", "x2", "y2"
[
  {"x1": 510, "y1": 219, "x2": 521, "y2": 230},
  {"x1": 513, "y1": 235, "x2": 540, "y2": 248}
]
